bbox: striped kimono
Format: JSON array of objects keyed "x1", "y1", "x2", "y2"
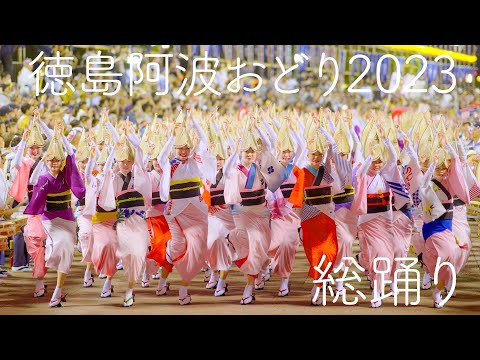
[
  {"x1": 327, "y1": 145, "x2": 359, "y2": 271},
  {"x1": 288, "y1": 161, "x2": 340, "y2": 281},
  {"x1": 145, "y1": 168, "x2": 172, "y2": 274}
]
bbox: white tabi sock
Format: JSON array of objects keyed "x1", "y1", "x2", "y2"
[
  {"x1": 125, "y1": 288, "x2": 133, "y2": 300},
  {"x1": 35, "y1": 280, "x2": 45, "y2": 292},
  {"x1": 255, "y1": 273, "x2": 264, "y2": 286},
  {"x1": 158, "y1": 277, "x2": 167, "y2": 288},
  {"x1": 242, "y1": 284, "x2": 253, "y2": 299},
  {"x1": 103, "y1": 279, "x2": 112, "y2": 292},
  {"x1": 84, "y1": 269, "x2": 92, "y2": 282},
  {"x1": 279, "y1": 278, "x2": 289, "y2": 290},
  {"x1": 433, "y1": 288, "x2": 442, "y2": 302},
  {"x1": 371, "y1": 290, "x2": 381, "y2": 301},
  {"x1": 52, "y1": 287, "x2": 62, "y2": 301},
  {"x1": 336, "y1": 280, "x2": 344, "y2": 291},
  {"x1": 210, "y1": 271, "x2": 219, "y2": 283},
  {"x1": 142, "y1": 272, "x2": 148, "y2": 282},
  {"x1": 391, "y1": 281, "x2": 398, "y2": 294},
  {"x1": 217, "y1": 279, "x2": 226, "y2": 289},
  {"x1": 179, "y1": 286, "x2": 188, "y2": 299},
  {"x1": 446, "y1": 279, "x2": 453, "y2": 292}
]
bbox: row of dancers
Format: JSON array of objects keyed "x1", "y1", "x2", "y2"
[{"x1": 2, "y1": 106, "x2": 478, "y2": 308}]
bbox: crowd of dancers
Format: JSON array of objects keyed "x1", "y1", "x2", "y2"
[{"x1": 1, "y1": 104, "x2": 478, "y2": 309}]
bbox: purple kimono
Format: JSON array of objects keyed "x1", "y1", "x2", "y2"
[{"x1": 24, "y1": 155, "x2": 86, "y2": 221}]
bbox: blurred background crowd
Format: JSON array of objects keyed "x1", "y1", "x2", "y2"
[{"x1": 0, "y1": 44, "x2": 479, "y2": 155}]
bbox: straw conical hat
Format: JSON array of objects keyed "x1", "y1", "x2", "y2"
[
  {"x1": 334, "y1": 114, "x2": 351, "y2": 155},
  {"x1": 361, "y1": 117, "x2": 380, "y2": 160},
  {"x1": 96, "y1": 144, "x2": 109, "y2": 164},
  {"x1": 75, "y1": 129, "x2": 89, "y2": 162},
  {"x1": 275, "y1": 118, "x2": 296, "y2": 154},
  {"x1": 361, "y1": 112, "x2": 378, "y2": 152},
  {"x1": 305, "y1": 119, "x2": 326, "y2": 154},
  {"x1": 139, "y1": 124, "x2": 151, "y2": 156},
  {"x1": 385, "y1": 115, "x2": 400, "y2": 159},
  {"x1": 417, "y1": 124, "x2": 435, "y2": 165},
  {"x1": 114, "y1": 135, "x2": 135, "y2": 162},
  {"x1": 410, "y1": 111, "x2": 428, "y2": 144},
  {"x1": 431, "y1": 132, "x2": 450, "y2": 169},
  {"x1": 149, "y1": 132, "x2": 165, "y2": 160},
  {"x1": 173, "y1": 110, "x2": 193, "y2": 148},
  {"x1": 212, "y1": 134, "x2": 227, "y2": 160},
  {"x1": 205, "y1": 115, "x2": 217, "y2": 145},
  {"x1": 26, "y1": 121, "x2": 45, "y2": 148},
  {"x1": 440, "y1": 117, "x2": 455, "y2": 144},
  {"x1": 43, "y1": 129, "x2": 65, "y2": 162},
  {"x1": 364, "y1": 127, "x2": 386, "y2": 162},
  {"x1": 240, "y1": 124, "x2": 259, "y2": 152}
]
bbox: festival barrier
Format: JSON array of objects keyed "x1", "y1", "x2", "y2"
[
  {"x1": 0, "y1": 221, "x2": 16, "y2": 237},
  {"x1": 0, "y1": 235, "x2": 8, "y2": 251},
  {"x1": 467, "y1": 200, "x2": 480, "y2": 239}
]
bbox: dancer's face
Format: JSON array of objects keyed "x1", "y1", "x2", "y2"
[
  {"x1": 175, "y1": 146, "x2": 190, "y2": 161},
  {"x1": 47, "y1": 157, "x2": 61, "y2": 174},
  {"x1": 27, "y1": 145, "x2": 42, "y2": 160},
  {"x1": 152, "y1": 158, "x2": 162, "y2": 173},
  {"x1": 118, "y1": 159, "x2": 133, "y2": 174},
  {"x1": 216, "y1": 155, "x2": 225, "y2": 171},
  {"x1": 280, "y1": 149, "x2": 293, "y2": 165},
  {"x1": 420, "y1": 160, "x2": 429, "y2": 173},
  {"x1": 77, "y1": 158, "x2": 88, "y2": 173},
  {"x1": 241, "y1": 148, "x2": 256, "y2": 166},
  {"x1": 369, "y1": 158, "x2": 384, "y2": 174},
  {"x1": 308, "y1": 151, "x2": 322, "y2": 169},
  {"x1": 435, "y1": 162, "x2": 450, "y2": 178}
]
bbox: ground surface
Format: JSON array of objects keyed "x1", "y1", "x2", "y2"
[{"x1": 1, "y1": 227, "x2": 479, "y2": 315}]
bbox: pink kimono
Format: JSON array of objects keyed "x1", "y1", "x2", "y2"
[
  {"x1": 257, "y1": 150, "x2": 301, "y2": 279},
  {"x1": 101, "y1": 143, "x2": 151, "y2": 283},
  {"x1": 206, "y1": 168, "x2": 237, "y2": 272},
  {"x1": 419, "y1": 154, "x2": 470, "y2": 285},
  {"x1": 352, "y1": 139, "x2": 407, "y2": 289},
  {"x1": 84, "y1": 150, "x2": 119, "y2": 278},
  {"x1": 24, "y1": 154, "x2": 86, "y2": 274},
  {"x1": 74, "y1": 170, "x2": 93, "y2": 264},
  {"x1": 160, "y1": 127, "x2": 217, "y2": 283},
  {"x1": 402, "y1": 145, "x2": 428, "y2": 271},
  {"x1": 451, "y1": 153, "x2": 480, "y2": 273},
  {"x1": 9, "y1": 154, "x2": 48, "y2": 278},
  {"x1": 224, "y1": 156, "x2": 271, "y2": 277}
]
